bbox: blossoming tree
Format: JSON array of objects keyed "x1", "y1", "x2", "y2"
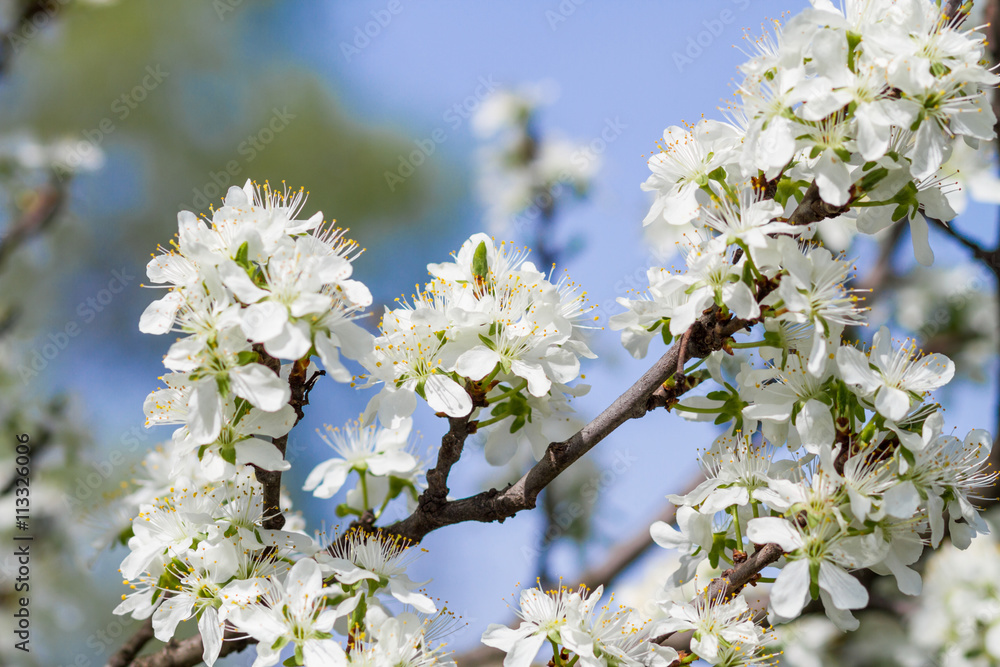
[{"x1": 105, "y1": 1, "x2": 1000, "y2": 665}]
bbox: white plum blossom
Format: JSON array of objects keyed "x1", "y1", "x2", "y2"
[{"x1": 836, "y1": 326, "x2": 954, "y2": 421}]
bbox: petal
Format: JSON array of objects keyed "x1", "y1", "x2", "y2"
[
  {"x1": 769, "y1": 559, "x2": 811, "y2": 619},
  {"x1": 510, "y1": 359, "x2": 552, "y2": 397},
  {"x1": 836, "y1": 347, "x2": 879, "y2": 393},
  {"x1": 303, "y1": 639, "x2": 346, "y2": 666},
  {"x1": 455, "y1": 346, "x2": 501, "y2": 381},
  {"x1": 423, "y1": 374, "x2": 473, "y2": 417},
  {"x1": 908, "y1": 214, "x2": 934, "y2": 266},
  {"x1": 388, "y1": 577, "x2": 437, "y2": 614},
  {"x1": 874, "y1": 386, "x2": 910, "y2": 421},
  {"x1": 882, "y1": 481, "x2": 921, "y2": 519},
  {"x1": 230, "y1": 363, "x2": 291, "y2": 412},
  {"x1": 187, "y1": 381, "x2": 223, "y2": 445},
  {"x1": 691, "y1": 632, "x2": 720, "y2": 664},
  {"x1": 303, "y1": 460, "x2": 348, "y2": 497},
  {"x1": 795, "y1": 399, "x2": 835, "y2": 453},
  {"x1": 235, "y1": 438, "x2": 290, "y2": 471},
  {"x1": 139, "y1": 292, "x2": 184, "y2": 334},
  {"x1": 263, "y1": 319, "x2": 312, "y2": 361},
  {"x1": 503, "y1": 631, "x2": 547, "y2": 667},
  {"x1": 818, "y1": 562, "x2": 868, "y2": 610},
  {"x1": 199, "y1": 607, "x2": 224, "y2": 667},
  {"x1": 241, "y1": 302, "x2": 288, "y2": 342},
  {"x1": 746, "y1": 517, "x2": 802, "y2": 552},
  {"x1": 218, "y1": 260, "x2": 269, "y2": 303},
  {"x1": 152, "y1": 595, "x2": 196, "y2": 642}
]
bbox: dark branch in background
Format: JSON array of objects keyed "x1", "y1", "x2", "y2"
[
  {"x1": 126, "y1": 633, "x2": 252, "y2": 667},
  {"x1": 0, "y1": 183, "x2": 65, "y2": 272},
  {"x1": 0, "y1": 0, "x2": 63, "y2": 75},
  {"x1": 105, "y1": 619, "x2": 156, "y2": 667}
]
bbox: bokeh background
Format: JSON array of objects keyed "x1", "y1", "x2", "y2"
[{"x1": 1, "y1": 1, "x2": 998, "y2": 665}]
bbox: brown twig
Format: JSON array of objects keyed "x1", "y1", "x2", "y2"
[
  {"x1": 380, "y1": 306, "x2": 758, "y2": 544},
  {"x1": 253, "y1": 354, "x2": 313, "y2": 531},
  {"x1": 652, "y1": 542, "x2": 785, "y2": 646},
  {"x1": 421, "y1": 413, "x2": 477, "y2": 512},
  {"x1": 105, "y1": 619, "x2": 156, "y2": 667}
]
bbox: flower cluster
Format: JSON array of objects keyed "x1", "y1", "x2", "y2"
[
  {"x1": 362, "y1": 233, "x2": 595, "y2": 465},
  {"x1": 608, "y1": 0, "x2": 999, "y2": 655},
  {"x1": 482, "y1": 585, "x2": 677, "y2": 667},
  {"x1": 115, "y1": 472, "x2": 450, "y2": 666},
  {"x1": 140, "y1": 179, "x2": 372, "y2": 472},
  {"x1": 123, "y1": 182, "x2": 465, "y2": 665}
]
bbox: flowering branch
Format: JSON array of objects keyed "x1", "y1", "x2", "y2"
[
  {"x1": 382, "y1": 306, "x2": 755, "y2": 543},
  {"x1": 653, "y1": 543, "x2": 785, "y2": 647}
]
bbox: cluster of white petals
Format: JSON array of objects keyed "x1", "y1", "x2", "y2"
[{"x1": 362, "y1": 233, "x2": 595, "y2": 465}]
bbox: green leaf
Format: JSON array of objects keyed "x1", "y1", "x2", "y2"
[
  {"x1": 236, "y1": 351, "x2": 259, "y2": 365},
  {"x1": 478, "y1": 333, "x2": 496, "y2": 351},
  {"x1": 846, "y1": 31, "x2": 862, "y2": 71},
  {"x1": 235, "y1": 241, "x2": 251, "y2": 269},
  {"x1": 660, "y1": 323, "x2": 673, "y2": 346},
  {"x1": 336, "y1": 503, "x2": 359, "y2": 518},
  {"x1": 472, "y1": 240, "x2": 489, "y2": 279}
]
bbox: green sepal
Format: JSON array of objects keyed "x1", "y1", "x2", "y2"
[
  {"x1": 809, "y1": 559, "x2": 821, "y2": 600},
  {"x1": 235, "y1": 241, "x2": 251, "y2": 269},
  {"x1": 220, "y1": 443, "x2": 237, "y2": 465},
  {"x1": 472, "y1": 240, "x2": 489, "y2": 279},
  {"x1": 478, "y1": 334, "x2": 497, "y2": 350},
  {"x1": 846, "y1": 31, "x2": 862, "y2": 72}
]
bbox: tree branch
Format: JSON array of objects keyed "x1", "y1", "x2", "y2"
[
  {"x1": 381, "y1": 307, "x2": 758, "y2": 544},
  {"x1": 105, "y1": 619, "x2": 156, "y2": 667},
  {"x1": 125, "y1": 630, "x2": 252, "y2": 667},
  {"x1": 0, "y1": 183, "x2": 65, "y2": 272},
  {"x1": 421, "y1": 413, "x2": 477, "y2": 512},
  {"x1": 254, "y1": 354, "x2": 312, "y2": 531},
  {"x1": 925, "y1": 215, "x2": 996, "y2": 266},
  {"x1": 652, "y1": 542, "x2": 784, "y2": 646}
]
